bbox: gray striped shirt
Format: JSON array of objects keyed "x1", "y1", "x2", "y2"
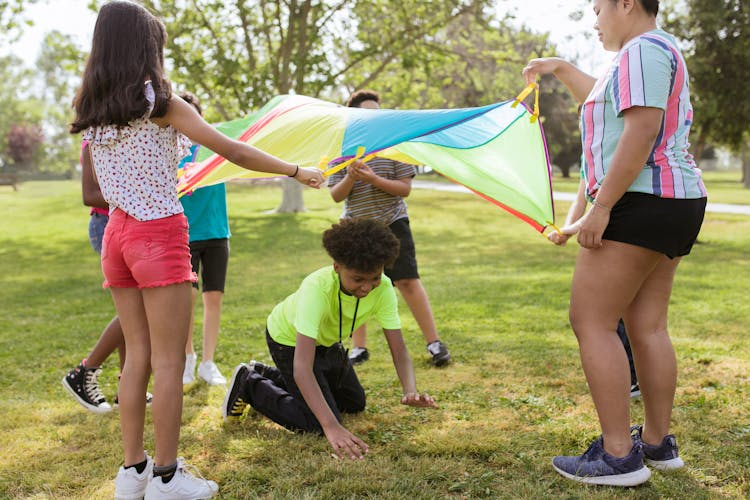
[{"x1": 328, "y1": 158, "x2": 416, "y2": 225}]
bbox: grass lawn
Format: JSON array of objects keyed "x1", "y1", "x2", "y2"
[{"x1": 0, "y1": 180, "x2": 748, "y2": 499}]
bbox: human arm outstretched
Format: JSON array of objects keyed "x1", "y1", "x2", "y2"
[
  {"x1": 293, "y1": 334, "x2": 369, "y2": 460},
  {"x1": 383, "y1": 329, "x2": 437, "y2": 408},
  {"x1": 157, "y1": 96, "x2": 324, "y2": 188},
  {"x1": 522, "y1": 57, "x2": 597, "y2": 104}
]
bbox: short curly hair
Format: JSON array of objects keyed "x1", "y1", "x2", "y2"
[
  {"x1": 346, "y1": 90, "x2": 380, "y2": 108},
  {"x1": 322, "y1": 219, "x2": 399, "y2": 272}
]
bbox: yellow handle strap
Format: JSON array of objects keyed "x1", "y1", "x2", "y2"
[
  {"x1": 322, "y1": 146, "x2": 377, "y2": 178},
  {"x1": 512, "y1": 82, "x2": 540, "y2": 123}
]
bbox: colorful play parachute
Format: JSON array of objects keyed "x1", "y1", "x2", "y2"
[{"x1": 177, "y1": 85, "x2": 555, "y2": 232}]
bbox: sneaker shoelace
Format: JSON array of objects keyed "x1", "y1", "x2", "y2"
[
  {"x1": 175, "y1": 457, "x2": 213, "y2": 486},
  {"x1": 230, "y1": 396, "x2": 247, "y2": 416},
  {"x1": 84, "y1": 367, "x2": 107, "y2": 403}
]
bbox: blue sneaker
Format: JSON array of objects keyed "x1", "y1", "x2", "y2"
[
  {"x1": 552, "y1": 436, "x2": 651, "y2": 486},
  {"x1": 632, "y1": 425, "x2": 685, "y2": 470}
]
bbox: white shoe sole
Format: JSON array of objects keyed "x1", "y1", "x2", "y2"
[
  {"x1": 61, "y1": 375, "x2": 112, "y2": 414},
  {"x1": 646, "y1": 456, "x2": 685, "y2": 470},
  {"x1": 553, "y1": 464, "x2": 651, "y2": 486},
  {"x1": 221, "y1": 364, "x2": 248, "y2": 422}
]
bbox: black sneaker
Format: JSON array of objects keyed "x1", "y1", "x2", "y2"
[
  {"x1": 348, "y1": 347, "x2": 370, "y2": 365},
  {"x1": 426, "y1": 341, "x2": 451, "y2": 367},
  {"x1": 222, "y1": 364, "x2": 250, "y2": 422},
  {"x1": 61, "y1": 363, "x2": 112, "y2": 414},
  {"x1": 632, "y1": 425, "x2": 685, "y2": 470}
]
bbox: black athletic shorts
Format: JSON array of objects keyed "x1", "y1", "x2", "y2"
[
  {"x1": 385, "y1": 218, "x2": 419, "y2": 281},
  {"x1": 189, "y1": 238, "x2": 230, "y2": 292},
  {"x1": 602, "y1": 192, "x2": 707, "y2": 259}
]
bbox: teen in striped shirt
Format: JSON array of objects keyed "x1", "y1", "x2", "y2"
[{"x1": 523, "y1": 0, "x2": 705, "y2": 487}]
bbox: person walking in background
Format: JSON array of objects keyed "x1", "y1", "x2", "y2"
[
  {"x1": 70, "y1": 2, "x2": 323, "y2": 498},
  {"x1": 329, "y1": 90, "x2": 451, "y2": 367},
  {"x1": 222, "y1": 219, "x2": 437, "y2": 460},
  {"x1": 524, "y1": 0, "x2": 706, "y2": 486},
  {"x1": 178, "y1": 92, "x2": 230, "y2": 387}
]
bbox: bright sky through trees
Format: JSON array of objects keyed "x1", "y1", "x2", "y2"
[{"x1": 6, "y1": 0, "x2": 611, "y2": 74}]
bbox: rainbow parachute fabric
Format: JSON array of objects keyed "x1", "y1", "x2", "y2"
[{"x1": 177, "y1": 86, "x2": 555, "y2": 232}]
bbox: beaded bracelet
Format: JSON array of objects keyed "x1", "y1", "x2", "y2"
[{"x1": 592, "y1": 199, "x2": 611, "y2": 211}]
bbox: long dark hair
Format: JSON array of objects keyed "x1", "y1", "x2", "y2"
[{"x1": 70, "y1": 1, "x2": 171, "y2": 133}]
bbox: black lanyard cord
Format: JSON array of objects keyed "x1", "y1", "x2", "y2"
[{"x1": 337, "y1": 289, "x2": 360, "y2": 344}]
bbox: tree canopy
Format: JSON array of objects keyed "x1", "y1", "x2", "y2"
[{"x1": 664, "y1": 0, "x2": 750, "y2": 154}]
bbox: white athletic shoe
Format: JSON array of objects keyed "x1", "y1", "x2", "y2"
[
  {"x1": 144, "y1": 459, "x2": 218, "y2": 499},
  {"x1": 114, "y1": 452, "x2": 153, "y2": 500},
  {"x1": 183, "y1": 353, "x2": 197, "y2": 385},
  {"x1": 198, "y1": 360, "x2": 227, "y2": 386}
]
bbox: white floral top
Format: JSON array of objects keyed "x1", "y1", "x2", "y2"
[{"x1": 82, "y1": 81, "x2": 192, "y2": 221}]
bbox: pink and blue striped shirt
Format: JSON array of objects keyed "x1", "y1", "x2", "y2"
[{"x1": 580, "y1": 29, "x2": 706, "y2": 200}]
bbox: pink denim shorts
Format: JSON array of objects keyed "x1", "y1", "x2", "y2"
[{"x1": 101, "y1": 210, "x2": 197, "y2": 289}]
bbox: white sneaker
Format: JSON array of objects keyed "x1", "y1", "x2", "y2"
[
  {"x1": 183, "y1": 353, "x2": 197, "y2": 384},
  {"x1": 144, "y1": 459, "x2": 218, "y2": 499},
  {"x1": 198, "y1": 360, "x2": 226, "y2": 386},
  {"x1": 114, "y1": 451, "x2": 153, "y2": 500}
]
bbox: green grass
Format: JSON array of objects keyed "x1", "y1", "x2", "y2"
[{"x1": 1, "y1": 180, "x2": 749, "y2": 499}]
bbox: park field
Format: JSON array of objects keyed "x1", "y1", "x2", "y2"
[{"x1": 0, "y1": 179, "x2": 748, "y2": 498}]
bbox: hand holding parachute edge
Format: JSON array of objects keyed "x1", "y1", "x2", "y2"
[{"x1": 511, "y1": 82, "x2": 540, "y2": 123}]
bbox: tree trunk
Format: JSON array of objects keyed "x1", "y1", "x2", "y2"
[
  {"x1": 275, "y1": 178, "x2": 307, "y2": 212},
  {"x1": 743, "y1": 145, "x2": 750, "y2": 189}
]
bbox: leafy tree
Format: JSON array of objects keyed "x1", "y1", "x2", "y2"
[
  {"x1": 0, "y1": 0, "x2": 36, "y2": 43},
  {"x1": 6, "y1": 123, "x2": 43, "y2": 170},
  {"x1": 0, "y1": 54, "x2": 43, "y2": 171},
  {"x1": 36, "y1": 31, "x2": 87, "y2": 175},
  {"x1": 345, "y1": 4, "x2": 581, "y2": 176},
  {"x1": 663, "y1": 0, "x2": 750, "y2": 186}
]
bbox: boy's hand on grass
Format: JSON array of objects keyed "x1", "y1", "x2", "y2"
[
  {"x1": 401, "y1": 392, "x2": 438, "y2": 408},
  {"x1": 325, "y1": 423, "x2": 369, "y2": 460}
]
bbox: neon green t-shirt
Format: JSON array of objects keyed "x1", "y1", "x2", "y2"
[{"x1": 267, "y1": 266, "x2": 401, "y2": 347}]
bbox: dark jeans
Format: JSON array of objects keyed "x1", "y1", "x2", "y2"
[{"x1": 241, "y1": 330, "x2": 366, "y2": 433}]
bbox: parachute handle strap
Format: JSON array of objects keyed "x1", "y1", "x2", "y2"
[
  {"x1": 512, "y1": 82, "x2": 540, "y2": 123},
  {"x1": 322, "y1": 146, "x2": 377, "y2": 178}
]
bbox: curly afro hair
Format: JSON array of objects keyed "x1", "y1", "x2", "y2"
[
  {"x1": 322, "y1": 218, "x2": 399, "y2": 273},
  {"x1": 346, "y1": 90, "x2": 380, "y2": 108}
]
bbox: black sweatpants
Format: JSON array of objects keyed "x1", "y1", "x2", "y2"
[{"x1": 241, "y1": 330, "x2": 366, "y2": 433}]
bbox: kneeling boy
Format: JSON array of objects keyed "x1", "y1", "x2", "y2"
[{"x1": 222, "y1": 218, "x2": 437, "y2": 460}]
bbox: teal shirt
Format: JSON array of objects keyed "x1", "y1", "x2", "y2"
[
  {"x1": 179, "y1": 145, "x2": 231, "y2": 242},
  {"x1": 267, "y1": 266, "x2": 401, "y2": 347}
]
